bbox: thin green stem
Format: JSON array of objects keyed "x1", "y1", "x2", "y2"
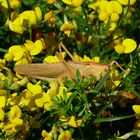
[
  {"x1": 29, "y1": 27, "x2": 32, "y2": 40},
  {"x1": 93, "y1": 114, "x2": 136, "y2": 123},
  {"x1": 0, "y1": 48, "x2": 8, "y2": 53}
]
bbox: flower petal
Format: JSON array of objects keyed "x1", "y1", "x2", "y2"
[
  {"x1": 30, "y1": 40, "x2": 43, "y2": 55},
  {"x1": 132, "y1": 105, "x2": 140, "y2": 114},
  {"x1": 114, "y1": 44, "x2": 125, "y2": 54},
  {"x1": 122, "y1": 38, "x2": 137, "y2": 53}
]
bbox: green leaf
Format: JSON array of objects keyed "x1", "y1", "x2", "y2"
[
  {"x1": 82, "y1": 112, "x2": 93, "y2": 120},
  {"x1": 88, "y1": 89, "x2": 99, "y2": 94},
  {"x1": 84, "y1": 76, "x2": 95, "y2": 86},
  {"x1": 81, "y1": 93, "x2": 87, "y2": 102},
  {"x1": 94, "y1": 71, "x2": 110, "y2": 93},
  {"x1": 93, "y1": 114, "x2": 136, "y2": 123},
  {"x1": 76, "y1": 69, "x2": 82, "y2": 82},
  {"x1": 78, "y1": 105, "x2": 86, "y2": 117}
]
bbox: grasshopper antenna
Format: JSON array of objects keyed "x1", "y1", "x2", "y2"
[
  {"x1": 59, "y1": 42, "x2": 76, "y2": 62},
  {"x1": 110, "y1": 61, "x2": 125, "y2": 72},
  {"x1": 56, "y1": 42, "x2": 77, "y2": 80},
  {"x1": 55, "y1": 51, "x2": 76, "y2": 80}
]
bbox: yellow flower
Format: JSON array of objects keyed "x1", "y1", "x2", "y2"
[
  {"x1": 62, "y1": 0, "x2": 84, "y2": 7},
  {"x1": 60, "y1": 23, "x2": 75, "y2": 37},
  {"x1": 98, "y1": 11, "x2": 108, "y2": 21},
  {"x1": 24, "y1": 39, "x2": 43, "y2": 56},
  {"x1": 44, "y1": 55, "x2": 59, "y2": 63},
  {"x1": 0, "y1": 0, "x2": 8, "y2": 8},
  {"x1": 122, "y1": 38, "x2": 137, "y2": 53},
  {"x1": 35, "y1": 7, "x2": 42, "y2": 21},
  {"x1": 35, "y1": 92, "x2": 53, "y2": 111},
  {"x1": 134, "y1": 120, "x2": 140, "y2": 129},
  {"x1": 115, "y1": 38, "x2": 137, "y2": 54},
  {"x1": 82, "y1": 55, "x2": 92, "y2": 62},
  {"x1": 16, "y1": 77, "x2": 29, "y2": 87},
  {"x1": 50, "y1": 17, "x2": 56, "y2": 26},
  {"x1": 58, "y1": 130, "x2": 72, "y2": 140},
  {"x1": 74, "y1": 54, "x2": 83, "y2": 61},
  {"x1": 10, "y1": 105, "x2": 22, "y2": 119},
  {"x1": 9, "y1": 8, "x2": 41, "y2": 34},
  {"x1": 113, "y1": 80, "x2": 121, "y2": 87},
  {"x1": 19, "y1": 83, "x2": 42, "y2": 111},
  {"x1": 0, "y1": 0, "x2": 20, "y2": 9},
  {"x1": 109, "y1": 22, "x2": 117, "y2": 31},
  {"x1": 9, "y1": 18, "x2": 25, "y2": 34},
  {"x1": 44, "y1": 10, "x2": 53, "y2": 22},
  {"x1": 47, "y1": 81, "x2": 59, "y2": 98},
  {"x1": 57, "y1": 84, "x2": 72, "y2": 99},
  {"x1": 6, "y1": 93, "x2": 21, "y2": 106},
  {"x1": 42, "y1": 130, "x2": 52, "y2": 140},
  {"x1": 59, "y1": 115, "x2": 67, "y2": 122},
  {"x1": 20, "y1": 10, "x2": 37, "y2": 26},
  {"x1": 132, "y1": 105, "x2": 140, "y2": 114},
  {"x1": 99, "y1": 0, "x2": 108, "y2": 11},
  {"x1": 0, "y1": 108, "x2": 5, "y2": 121},
  {"x1": 31, "y1": 39, "x2": 44, "y2": 55},
  {"x1": 15, "y1": 57, "x2": 31, "y2": 65},
  {"x1": 0, "y1": 73, "x2": 6, "y2": 80},
  {"x1": 44, "y1": 52, "x2": 66, "y2": 63},
  {"x1": 4, "y1": 45, "x2": 24, "y2": 61},
  {"x1": 44, "y1": 102, "x2": 53, "y2": 111},
  {"x1": 88, "y1": 1, "x2": 101, "y2": 11},
  {"x1": 74, "y1": 54, "x2": 94, "y2": 62},
  {"x1": 114, "y1": 44, "x2": 125, "y2": 54},
  {"x1": 93, "y1": 56, "x2": 100, "y2": 63},
  {"x1": 111, "y1": 12, "x2": 119, "y2": 22},
  {"x1": 106, "y1": 1, "x2": 122, "y2": 15},
  {"x1": 0, "y1": 122, "x2": 4, "y2": 129},
  {"x1": 132, "y1": 105, "x2": 140, "y2": 129},
  {"x1": 0, "y1": 90, "x2": 7, "y2": 108},
  {"x1": 88, "y1": 3, "x2": 96, "y2": 11},
  {"x1": 117, "y1": 0, "x2": 136, "y2": 5},
  {"x1": 0, "y1": 59, "x2": 6, "y2": 69},
  {"x1": 9, "y1": 105, "x2": 23, "y2": 125},
  {"x1": 10, "y1": 0, "x2": 21, "y2": 9},
  {"x1": 4, "y1": 123, "x2": 17, "y2": 134},
  {"x1": 67, "y1": 116, "x2": 83, "y2": 127},
  {"x1": 90, "y1": 0, "x2": 122, "y2": 23},
  {"x1": 0, "y1": 95, "x2": 7, "y2": 108},
  {"x1": 44, "y1": 10, "x2": 56, "y2": 26},
  {"x1": 27, "y1": 82, "x2": 42, "y2": 96},
  {"x1": 48, "y1": 0, "x2": 56, "y2": 4},
  {"x1": 106, "y1": 66, "x2": 121, "y2": 89},
  {"x1": 19, "y1": 91, "x2": 31, "y2": 107},
  {"x1": 11, "y1": 118, "x2": 23, "y2": 125}
]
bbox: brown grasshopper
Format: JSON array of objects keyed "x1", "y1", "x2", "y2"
[{"x1": 14, "y1": 42, "x2": 109, "y2": 82}]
